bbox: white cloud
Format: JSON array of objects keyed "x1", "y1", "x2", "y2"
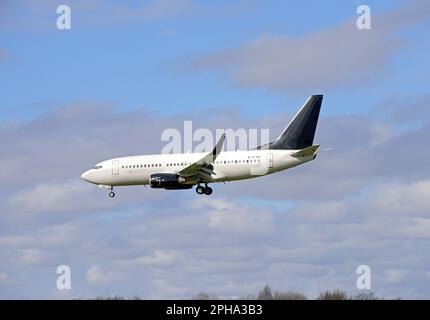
[
  {"x1": 118, "y1": 250, "x2": 178, "y2": 268},
  {"x1": 369, "y1": 122, "x2": 396, "y2": 147},
  {"x1": 191, "y1": 1, "x2": 430, "y2": 93},
  {"x1": 0, "y1": 272, "x2": 10, "y2": 284},
  {"x1": 191, "y1": 198, "x2": 273, "y2": 235},
  {"x1": 366, "y1": 180, "x2": 430, "y2": 217},
  {"x1": 86, "y1": 265, "x2": 125, "y2": 285},
  {"x1": 290, "y1": 201, "x2": 349, "y2": 222},
  {"x1": 16, "y1": 249, "x2": 46, "y2": 266},
  {"x1": 384, "y1": 269, "x2": 409, "y2": 284},
  {"x1": 8, "y1": 180, "x2": 89, "y2": 213},
  {"x1": 1, "y1": 96, "x2": 430, "y2": 298}
]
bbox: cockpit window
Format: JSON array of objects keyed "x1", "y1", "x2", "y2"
[{"x1": 94, "y1": 165, "x2": 103, "y2": 169}]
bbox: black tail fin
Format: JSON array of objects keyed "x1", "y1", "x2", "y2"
[{"x1": 266, "y1": 95, "x2": 323, "y2": 150}]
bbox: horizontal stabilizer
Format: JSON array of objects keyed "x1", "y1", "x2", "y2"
[{"x1": 291, "y1": 144, "x2": 320, "y2": 157}]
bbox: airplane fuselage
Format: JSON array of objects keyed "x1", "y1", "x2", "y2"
[{"x1": 81, "y1": 149, "x2": 315, "y2": 187}]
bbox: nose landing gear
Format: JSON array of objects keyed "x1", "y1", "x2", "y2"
[
  {"x1": 196, "y1": 184, "x2": 213, "y2": 195},
  {"x1": 108, "y1": 186, "x2": 115, "y2": 198}
]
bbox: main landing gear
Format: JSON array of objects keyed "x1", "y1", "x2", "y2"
[
  {"x1": 108, "y1": 186, "x2": 115, "y2": 198},
  {"x1": 196, "y1": 184, "x2": 213, "y2": 195}
]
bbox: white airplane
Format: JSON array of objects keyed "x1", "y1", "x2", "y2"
[{"x1": 81, "y1": 95, "x2": 323, "y2": 197}]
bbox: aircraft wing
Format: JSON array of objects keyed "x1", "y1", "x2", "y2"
[{"x1": 177, "y1": 134, "x2": 225, "y2": 182}]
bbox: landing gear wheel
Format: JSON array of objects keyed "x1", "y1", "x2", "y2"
[
  {"x1": 203, "y1": 186, "x2": 213, "y2": 195},
  {"x1": 109, "y1": 191, "x2": 115, "y2": 198},
  {"x1": 196, "y1": 185, "x2": 204, "y2": 195}
]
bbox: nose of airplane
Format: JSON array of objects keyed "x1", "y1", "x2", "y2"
[{"x1": 81, "y1": 170, "x2": 92, "y2": 182}]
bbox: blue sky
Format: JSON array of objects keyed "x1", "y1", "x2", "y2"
[
  {"x1": 2, "y1": 0, "x2": 428, "y2": 122},
  {"x1": 1, "y1": 0, "x2": 430, "y2": 299}
]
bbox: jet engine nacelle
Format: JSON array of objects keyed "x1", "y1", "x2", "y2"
[{"x1": 150, "y1": 173, "x2": 190, "y2": 189}]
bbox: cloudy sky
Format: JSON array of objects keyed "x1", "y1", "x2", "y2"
[{"x1": 1, "y1": 0, "x2": 430, "y2": 299}]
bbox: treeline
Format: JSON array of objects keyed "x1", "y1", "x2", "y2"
[
  {"x1": 193, "y1": 286, "x2": 384, "y2": 300},
  {"x1": 95, "y1": 285, "x2": 391, "y2": 300}
]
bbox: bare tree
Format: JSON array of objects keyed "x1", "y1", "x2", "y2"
[
  {"x1": 273, "y1": 291, "x2": 307, "y2": 300},
  {"x1": 317, "y1": 290, "x2": 350, "y2": 300},
  {"x1": 353, "y1": 291, "x2": 380, "y2": 300},
  {"x1": 257, "y1": 285, "x2": 273, "y2": 300},
  {"x1": 192, "y1": 292, "x2": 219, "y2": 300}
]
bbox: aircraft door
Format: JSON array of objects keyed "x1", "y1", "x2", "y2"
[
  {"x1": 267, "y1": 153, "x2": 273, "y2": 168},
  {"x1": 112, "y1": 160, "x2": 119, "y2": 175}
]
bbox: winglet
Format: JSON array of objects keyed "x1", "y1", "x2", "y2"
[
  {"x1": 202, "y1": 133, "x2": 225, "y2": 164},
  {"x1": 211, "y1": 133, "x2": 226, "y2": 160},
  {"x1": 201, "y1": 133, "x2": 225, "y2": 164}
]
